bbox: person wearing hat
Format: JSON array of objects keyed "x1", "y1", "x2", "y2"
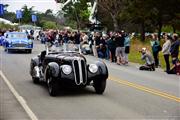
[{"x1": 139, "y1": 48, "x2": 155, "y2": 71}]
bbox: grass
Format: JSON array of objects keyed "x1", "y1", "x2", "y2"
[{"x1": 128, "y1": 37, "x2": 176, "y2": 70}]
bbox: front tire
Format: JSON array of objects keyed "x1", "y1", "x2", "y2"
[
  {"x1": 32, "y1": 77, "x2": 39, "y2": 84},
  {"x1": 93, "y1": 79, "x2": 107, "y2": 94},
  {"x1": 47, "y1": 76, "x2": 58, "y2": 96},
  {"x1": 26, "y1": 49, "x2": 32, "y2": 53}
]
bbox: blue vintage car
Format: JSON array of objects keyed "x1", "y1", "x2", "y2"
[{"x1": 3, "y1": 32, "x2": 33, "y2": 53}]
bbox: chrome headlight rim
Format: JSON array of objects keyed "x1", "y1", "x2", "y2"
[
  {"x1": 89, "y1": 64, "x2": 98, "y2": 73},
  {"x1": 61, "y1": 65, "x2": 72, "y2": 75}
]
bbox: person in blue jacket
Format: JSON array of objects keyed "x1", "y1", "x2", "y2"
[
  {"x1": 150, "y1": 34, "x2": 161, "y2": 68},
  {"x1": 124, "y1": 33, "x2": 130, "y2": 65}
]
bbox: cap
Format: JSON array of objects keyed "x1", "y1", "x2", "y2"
[{"x1": 141, "y1": 47, "x2": 146, "y2": 52}]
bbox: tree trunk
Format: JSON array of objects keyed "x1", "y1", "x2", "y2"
[
  {"x1": 111, "y1": 14, "x2": 119, "y2": 31},
  {"x1": 74, "y1": 8, "x2": 80, "y2": 30},
  {"x1": 172, "y1": 25, "x2": 176, "y2": 33},
  {"x1": 76, "y1": 21, "x2": 80, "y2": 30},
  {"x1": 140, "y1": 22, "x2": 145, "y2": 41},
  {"x1": 158, "y1": 20, "x2": 162, "y2": 41}
]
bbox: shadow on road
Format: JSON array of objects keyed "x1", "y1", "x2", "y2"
[{"x1": 27, "y1": 79, "x2": 97, "y2": 97}]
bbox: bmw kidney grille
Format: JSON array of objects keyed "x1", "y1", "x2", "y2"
[{"x1": 72, "y1": 58, "x2": 87, "y2": 85}]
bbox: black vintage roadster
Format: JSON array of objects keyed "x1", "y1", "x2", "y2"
[{"x1": 30, "y1": 43, "x2": 108, "y2": 96}]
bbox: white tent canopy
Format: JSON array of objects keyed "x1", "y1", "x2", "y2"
[{"x1": 0, "y1": 18, "x2": 18, "y2": 25}]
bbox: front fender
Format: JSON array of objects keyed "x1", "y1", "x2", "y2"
[
  {"x1": 95, "y1": 61, "x2": 108, "y2": 79},
  {"x1": 30, "y1": 57, "x2": 39, "y2": 76},
  {"x1": 88, "y1": 61, "x2": 108, "y2": 80},
  {"x1": 46, "y1": 62, "x2": 60, "y2": 78}
]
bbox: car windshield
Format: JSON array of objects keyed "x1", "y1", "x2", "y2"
[
  {"x1": 46, "y1": 43, "x2": 81, "y2": 53},
  {"x1": 7, "y1": 33, "x2": 27, "y2": 39}
]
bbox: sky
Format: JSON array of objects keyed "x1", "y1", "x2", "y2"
[{"x1": 1, "y1": 0, "x2": 59, "y2": 14}]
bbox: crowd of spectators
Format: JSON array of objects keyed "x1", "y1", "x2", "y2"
[
  {"x1": 21, "y1": 29, "x2": 180, "y2": 75},
  {"x1": 0, "y1": 28, "x2": 179, "y2": 75}
]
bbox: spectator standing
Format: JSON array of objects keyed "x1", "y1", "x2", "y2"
[
  {"x1": 63, "y1": 32, "x2": 69, "y2": 43},
  {"x1": 97, "y1": 34, "x2": 107, "y2": 58},
  {"x1": 115, "y1": 32, "x2": 125, "y2": 65},
  {"x1": 106, "y1": 33, "x2": 116, "y2": 62},
  {"x1": 170, "y1": 34, "x2": 180, "y2": 65},
  {"x1": 162, "y1": 34, "x2": 171, "y2": 73},
  {"x1": 80, "y1": 32, "x2": 89, "y2": 54},
  {"x1": 81, "y1": 32, "x2": 88, "y2": 45},
  {"x1": 124, "y1": 33, "x2": 131, "y2": 65},
  {"x1": 150, "y1": 34, "x2": 161, "y2": 68},
  {"x1": 74, "y1": 31, "x2": 81, "y2": 44},
  {"x1": 93, "y1": 32, "x2": 101, "y2": 57}
]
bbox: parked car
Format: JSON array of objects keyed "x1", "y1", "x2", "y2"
[
  {"x1": 3, "y1": 32, "x2": 33, "y2": 53},
  {"x1": 30, "y1": 43, "x2": 108, "y2": 96}
]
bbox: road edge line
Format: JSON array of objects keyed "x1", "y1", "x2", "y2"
[{"x1": 0, "y1": 71, "x2": 38, "y2": 120}]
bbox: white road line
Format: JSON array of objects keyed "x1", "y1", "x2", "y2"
[{"x1": 0, "y1": 71, "x2": 38, "y2": 120}]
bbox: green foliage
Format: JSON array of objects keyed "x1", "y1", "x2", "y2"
[
  {"x1": 64, "y1": 20, "x2": 77, "y2": 29},
  {"x1": 162, "y1": 26, "x2": 173, "y2": 33},
  {"x1": 41, "y1": 21, "x2": 57, "y2": 29}
]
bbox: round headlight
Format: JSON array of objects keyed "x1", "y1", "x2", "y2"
[
  {"x1": 89, "y1": 64, "x2": 98, "y2": 73},
  {"x1": 28, "y1": 41, "x2": 33, "y2": 44},
  {"x1": 62, "y1": 65, "x2": 72, "y2": 75}
]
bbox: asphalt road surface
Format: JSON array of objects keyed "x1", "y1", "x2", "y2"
[{"x1": 0, "y1": 41, "x2": 179, "y2": 120}]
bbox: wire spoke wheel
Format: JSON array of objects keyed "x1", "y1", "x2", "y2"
[{"x1": 47, "y1": 76, "x2": 58, "y2": 96}]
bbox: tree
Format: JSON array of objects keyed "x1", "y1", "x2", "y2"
[
  {"x1": 21, "y1": 5, "x2": 35, "y2": 24},
  {"x1": 45, "y1": 9, "x2": 53, "y2": 16},
  {"x1": 145, "y1": 0, "x2": 180, "y2": 40},
  {"x1": 170, "y1": 13, "x2": 180, "y2": 32},
  {"x1": 97, "y1": 0, "x2": 128, "y2": 31},
  {"x1": 62, "y1": 0, "x2": 90, "y2": 29},
  {"x1": 126, "y1": 0, "x2": 154, "y2": 41}
]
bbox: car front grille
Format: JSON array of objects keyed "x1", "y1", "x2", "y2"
[
  {"x1": 73, "y1": 59, "x2": 87, "y2": 85},
  {"x1": 12, "y1": 43, "x2": 27, "y2": 47}
]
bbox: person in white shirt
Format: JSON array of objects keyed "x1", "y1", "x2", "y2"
[{"x1": 162, "y1": 34, "x2": 171, "y2": 72}]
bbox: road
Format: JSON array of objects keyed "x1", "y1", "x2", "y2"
[{"x1": 0, "y1": 41, "x2": 180, "y2": 120}]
